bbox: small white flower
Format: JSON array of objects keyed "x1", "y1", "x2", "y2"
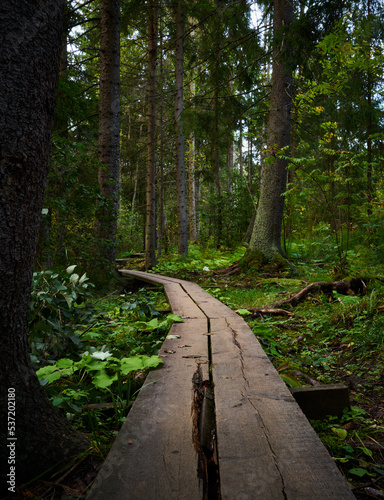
[
  {"x1": 91, "y1": 351, "x2": 112, "y2": 360},
  {"x1": 203, "y1": 266, "x2": 210, "y2": 272}
]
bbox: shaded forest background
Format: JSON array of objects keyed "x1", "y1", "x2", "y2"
[{"x1": 37, "y1": 0, "x2": 384, "y2": 281}]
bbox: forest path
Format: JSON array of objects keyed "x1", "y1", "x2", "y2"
[{"x1": 87, "y1": 270, "x2": 355, "y2": 500}]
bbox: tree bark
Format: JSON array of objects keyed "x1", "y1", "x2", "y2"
[
  {"x1": 174, "y1": 0, "x2": 188, "y2": 256},
  {"x1": 188, "y1": 131, "x2": 197, "y2": 243},
  {"x1": 245, "y1": 0, "x2": 293, "y2": 264},
  {"x1": 0, "y1": 0, "x2": 89, "y2": 488},
  {"x1": 96, "y1": 0, "x2": 121, "y2": 267},
  {"x1": 145, "y1": 1, "x2": 158, "y2": 269}
]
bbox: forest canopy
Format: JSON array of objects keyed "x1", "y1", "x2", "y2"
[{"x1": 39, "y1": 0, "x2": 384, "y2": 275}]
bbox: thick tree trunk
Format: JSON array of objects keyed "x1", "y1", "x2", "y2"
[
  {"x1": 0, "y1": 0, "x2": 89, "y2": 489},
  {"x1": 96, "y1": 0, "x2": 121, "y2": 266},
  {"x1": 245, "y1": 0, "x2": 293, "y2": 265},
  {"x1": 145, "y1": 1, "x2": 158, "y2": 268},
  {"x1": 174, "y1": 0, "x2": 188, "y2": 256}
]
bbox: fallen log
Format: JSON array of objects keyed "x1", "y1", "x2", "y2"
[{"x1": 268, "y1": 278, "x2": 367, "y2": 309}]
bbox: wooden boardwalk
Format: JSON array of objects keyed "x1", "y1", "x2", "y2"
[{"x1": 87, "y1": 270, "x2": 355, "y2": 499}]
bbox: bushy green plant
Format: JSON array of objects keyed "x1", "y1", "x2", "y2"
[{"x1": 29, "y1": 264, "x2": 94, "y2": 365}]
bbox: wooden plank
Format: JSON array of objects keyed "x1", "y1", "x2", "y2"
[
  {"x1": 180, "y1": 282, "x2": 239, "y2": 319},
  {"x1": 87, "y1": 318, "x2": 209, "y2": 500},
  {"x1": 119, "y1": 269, "x2": 174, "y2": 286},
  {"x1": 120, "y1": 270, "x2": 238, "y2": 319},
  {"x1": 119, "y1": 270, "x2": 206, "y2": 319},
  {"x1": 210, "y1": 316, "x2": 355, "y2": 499},
  {"x1": 162, "y1": 282, "x2": 206, "y2": 319}
]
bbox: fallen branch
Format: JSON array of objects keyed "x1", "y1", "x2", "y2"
[
  {"x1": 268, "y1": 278, "x2": 367, "y2": 309},
  {"x1": 291, "y1": 370, "x2": 321, "y2": 386},
  {"x1": 249, "y1": 307, "x2": 294, "y2": 317}
]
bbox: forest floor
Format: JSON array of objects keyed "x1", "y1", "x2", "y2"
[
  {"x1": 188, "y1": 261, "x2": 384, "y2": 500},
  {"x1": 17, "y1": 249, "x2": 384, "y2": 499}
]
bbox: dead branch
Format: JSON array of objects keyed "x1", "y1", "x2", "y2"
[
  {"x1": 249, "y1": 307, "x2": 294, "y2": 317},
  {"x1": 267, "y1": 278, "x2": 367, "y2": 309}
]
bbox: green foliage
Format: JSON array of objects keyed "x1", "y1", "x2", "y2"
[
  {"x1": 31, "y1": 280, "x2": 180, "y2": 449},
  {"x1": 37, "y1": 353, "x2": 163, "y2": 390},
  {"x1": 152, "y1": 245, "x2": 245, "y2": 277},
  {"x1": 29, "y1": 265, "x2": 94, "y2": 365},
  {"x1": 311, "y1": 407, "x2": 384, "y2": 482}
]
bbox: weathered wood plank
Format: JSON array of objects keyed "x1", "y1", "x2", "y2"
[
  {"x1": 87, "y1": 318, "x2": 209, "y2": 500},
  {"x1": 162, "y1": 281, "x2": 206, "y2": 319},
  {"x1": 91, "y1": 270, "x2": 355, "y2": 499},
  {"x1": 120, "y1": 270, "x2": 237, "y2": 319},
  {"x1": 119, "y1": 269, "x2": 173, "y2": 286},
  {"x1": 180, "y1": 281, "x2": 239, "y2": 319},
  {"x1": 211, "y1": 316, "x2": 355, "y2": 499}
]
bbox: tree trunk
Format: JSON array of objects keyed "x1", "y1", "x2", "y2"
[
  {"x1": 145, "y1": 1, "x2": 158, "y2": 269},
  {"x1": 245, "y1": 0, "x2": 293, "y2": 265},
  {"x1": 188, "y1": 131, "x2": 197, "y2": 243},
  {"x1": 0, "y1": 0, "x2": 89, "y2": 488},
  {"x1": 174, "y1": 0, "x2": 188, "y2": 256},
  {"x1": 96, "y1": 0, "x2": 121, "y2": 267},
  {"x1": 239, "y1": 120, "x2": 244, "y2": 177}
]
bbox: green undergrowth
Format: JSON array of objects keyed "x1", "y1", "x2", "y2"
[
  {"x1": 30, "y1": 249, "x2": 384, "y2": 495},
  {"x1": 29, "y1": 266, "x2": 180, "y2": 456},
  {"x1": 201, "y1": 264, "x2": 384, "y2": 496},
  {"x1": 153, "y1": 246, "x2": 384, "y2": 496},
  {"x1": 151, "y1": 244, "x2": 245, "y2": 278}
]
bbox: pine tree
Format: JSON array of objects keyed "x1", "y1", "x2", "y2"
[{"x1": 243, "y1": 0, "x2": 293, "y2": 266}]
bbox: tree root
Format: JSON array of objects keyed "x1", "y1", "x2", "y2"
[
  {"x1": 249, "y1": 307, "x2": 294, "y2": 318},
  {"x1": 267, "y1": 278, "x2": 368, "y2": 309}
]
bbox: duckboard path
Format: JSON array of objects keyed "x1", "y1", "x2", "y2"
[{"x1": 87, "y1": 270, "x2": 355, "y2": 500}]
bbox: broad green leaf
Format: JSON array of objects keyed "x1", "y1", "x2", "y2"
[
  {"x1": 236, "y1": 308, "x2": 252, "y2": 316},
  {"x1": 167, "y1": 313, "x2": 184, "y2": 323},
  {"x1": 79, "y1": 273, "x2": 88, "y2": 284},
  {"x1": 52, "y1": 397, "x2": 64, "y2": 406},
  {"x1": 332, "y1": 427, "x2": 348, "y2": 440},
  {"x1": 63, "y1": 293, "x2": 74, "y2": 308},
  {"x1": 55, "y1": 358, "x2": 75, "y2": 369},
  {"x1": 81, "y1": 358, "x2": 106, "y2": 371},
  {"x1": 70, "y1": 273, "x2": 79, "y2": 284},
  {"x1": 349, "y1": 468, "x2": 367, "y2": 477},
  {"x1": 141, "y1": 355, "x2": 163, "y2": 369},
  {"x1": 120, "y1": 357, "x2": 145, "y2": 375},
  {"x1": 135, "y1": 318, "x2": 159, "y2": 331},
  {"x1": 92, "y1": 369, "x2": 117, "y2": 388}
]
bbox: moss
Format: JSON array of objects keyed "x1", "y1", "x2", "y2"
[
  {"x1": 239, "y1": 248, "x2": 289, "y2": 273},
  {"x1": 270, "y1": 253, "x2": 289, "y2": 270},
  {"x1": 239, "y1": 248, "x2": 267, "y2": 271}
]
